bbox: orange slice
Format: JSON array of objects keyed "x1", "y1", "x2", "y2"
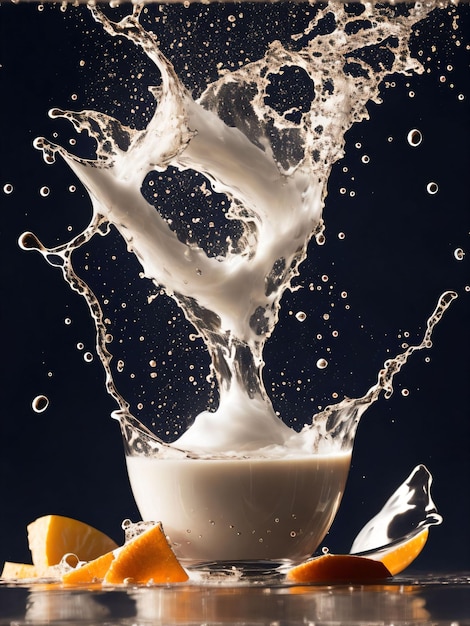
[
  {"x1": 28, "y1": 515, "x2": 118, "y2": 571},
  {"x1": 62, "y1": 550, "x2": 116, "y2": 585},
  {"x1": 104, "y1": 523, "x2": 189, "y2": 584},
  {"x1": 1, "y1": 562, "x2": 40, "y2": 579},
  {"x1": 369, "y1": 527, "x2": 429, "y2": 576},
  {"x1": 286, "y1": 554, "x2": 392, "y2": 584}
]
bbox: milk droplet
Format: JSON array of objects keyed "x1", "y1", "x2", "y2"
[
  {"x1": 407, "y1": 129, "x2": 422, "y2": 146},
  {"x1": 32, "y1": 395, "x2": 49, "y2": 413},
  {"x1": 39, "y1": 186, "x2": 50, "y2": 197},
  {"x1": 454, "y1": 248, "x2": 465, "y2": 261},
  {"x1": 426, "y1": 182, "x2": 439, "y2": 195},
  {"x1": 3, "y1": 183, "x2": 13, "y2": 194},
  {"x1": 295, "y1": 311, "x2": 307, "y2": 322},
  {"x1": 316, "y1": 358, "x2": 328, "y2": 369}
]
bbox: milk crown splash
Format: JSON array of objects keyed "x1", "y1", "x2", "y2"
[{"x1": 21, "y1": 2, "x2": 456, "y2": 457}]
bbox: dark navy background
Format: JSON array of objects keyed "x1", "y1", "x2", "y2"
[{"x1": 0, "y1": 2, "x2": 469, "y2": 573}]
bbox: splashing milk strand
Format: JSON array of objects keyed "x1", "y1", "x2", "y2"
[
  {"x1": 351, "y1": 464, "x2": 442, "y2": 554},
  {"x1": 22, "y1": 3, "x2": 456, "y2": 455},
  {"x1": 19, "y1": 3, "x2": 457, "y2": 562}
]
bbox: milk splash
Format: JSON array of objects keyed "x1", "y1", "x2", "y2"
[{"x1": 20, "y1": 2, "x2": 458, "y2": 459}]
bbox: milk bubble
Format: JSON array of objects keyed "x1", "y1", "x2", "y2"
[
  {"x1": 407, "y1": 129, "x2": 423, "y2": 146},
  {"x1": 32, "y1": 395, "x2": 49, "y2": 413}
]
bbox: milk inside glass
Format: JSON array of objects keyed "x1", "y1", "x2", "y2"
[{"x1": 126, "y1": 453, "x2": 351, "y2": 564}]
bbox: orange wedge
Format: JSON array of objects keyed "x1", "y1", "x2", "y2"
[
  {"x1": 62, "y1": 550, "x2": 116, "y2": 585},
  {"x1": 28, "y1": 515, "x2": 118, "y2": 571},
  {"x1": 104, "y1": 523, "x2": 188, "y2": 584},
  {"x1": 368, "y1": 528, "x2": 429, "y2": 576},
  {"x1": 1, "y1": 562, "x2": 40, "y2": 579},
  {"x1": 61, "y1": 523, "x2": 189, "y2": 585},
  {"x1": 286, "y1": 554, "x2": 392, "y2": 584}
]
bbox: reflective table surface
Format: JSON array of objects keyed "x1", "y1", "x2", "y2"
[{"x1": 1, "y1": 572, "x2": 469, "y2": 626}]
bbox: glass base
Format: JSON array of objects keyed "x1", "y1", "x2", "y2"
[{"x1": 185, "y1": 559, "x2": 293, "y2": 583}]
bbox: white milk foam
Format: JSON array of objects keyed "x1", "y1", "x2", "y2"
[{"x1": 21, "y1": 2, "x2": 457, "y2": 459}]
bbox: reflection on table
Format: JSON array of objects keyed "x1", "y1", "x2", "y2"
[{"x1": 1, "y1": 573, "x2": 469, "y2": 625}]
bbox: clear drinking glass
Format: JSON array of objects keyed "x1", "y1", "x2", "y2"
[{"x1": 121, "y1": 414, "x2": 351, "y2": 572}]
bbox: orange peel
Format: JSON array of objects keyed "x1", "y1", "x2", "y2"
[
  {"x1": 366, "y1": 527, "x2": 429, "y2": 576},
  {"x1": 286, "y1": 553, "x2": 392, "y2": 584},
  {"x1": 287, "y1": 525, "x2": 430, "y2": 584}
]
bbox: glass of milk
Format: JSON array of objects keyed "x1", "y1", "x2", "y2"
[{"x1": 121, "y1": 413, "x2": 351, "y2": 573}]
